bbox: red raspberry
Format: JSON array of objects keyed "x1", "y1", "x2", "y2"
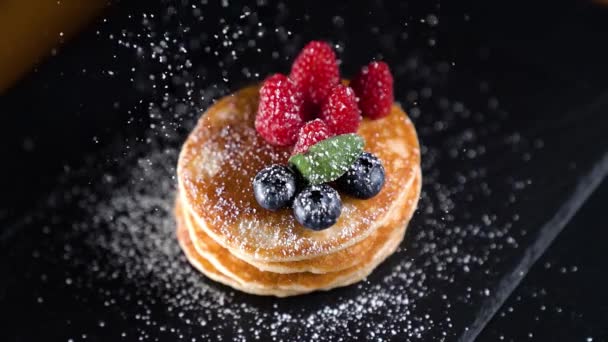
[
  {"x1": 292, "y1": 119, "x2": 333, "y2": 155},
  {"x1": 319, "y1": 84, "x2": 361, "y2": 135},
  {"x1": 351, "y1": 61, "x2": 394, "y2": 119},
  {"x1": 290, "y1": 41, "x2": 340, "y2": 108},
  {"x1": 255, "y1": 74, "x2": 305, "y2": 146}
]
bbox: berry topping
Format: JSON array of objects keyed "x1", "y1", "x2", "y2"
[
  {"x1": 289, "y1": 134, "x2": 364, "y2": 185},
  {"x1": 290, "y1": 41, "x2": 340, "y2": 107},
  {"x1": 253, "y1": 165, "x2": 298, "y2": 211},
  {"x1": 319, "y1": 84, "x2": 361, "y2": 135},
  {"x1": 255, "y1": 74, "x2": 305, "y2": 146},
  {"x1": 292, "y1": 184, "x2": 342, "y2": 230},
  {"x1": 292, "y1": 119, "x2": 333, "y2": 155},
  {"x1": 350, "y1": 61, "x2": 394, "y2": 120},
  {"x1": 335, "y1": 152, "x2": 385, "y2": 199}
]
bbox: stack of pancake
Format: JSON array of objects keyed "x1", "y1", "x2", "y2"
[{"x1": 176, "y1": 85, "x2": 421, "y2": 297}]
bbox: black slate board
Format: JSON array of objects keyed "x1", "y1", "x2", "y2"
[
  {"x1": 479, "y1": 180, "x2": 608, "y2": 341},
  {"x1": 1, "y1": 1, "x2": 607, "y2": 341}
]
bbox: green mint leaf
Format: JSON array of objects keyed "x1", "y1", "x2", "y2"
[{"x1": 289, "y1": 134, "x2": 364, "y2": 185}]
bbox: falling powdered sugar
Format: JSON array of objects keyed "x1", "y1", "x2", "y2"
[{"x1": 4, "y1": 2, "x2": 554, "y2": 340}]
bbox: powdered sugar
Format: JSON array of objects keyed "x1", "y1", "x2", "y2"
[
  {"x1": 3, "y1": 2, "x2": 555, "y2": 340},
  {"x1": 16, "y1": 94, "x2": 537, "y2": 339}
]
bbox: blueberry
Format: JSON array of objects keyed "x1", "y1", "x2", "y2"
[
  {"x1": 292, "y1": 184, "x2": 342, "y2": 230},
  {"x1": 335, "y1": 152, "x2": 385, "y2": 199},
  {"x1": 253, "y1": 165, "x2": 297, "y2": 211}
]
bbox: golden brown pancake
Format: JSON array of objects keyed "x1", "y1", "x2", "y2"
[
  {"x1": 176, "y1": 210, "x2": 299, "y2": 297},
  {"x1": 175, "y1": 177, "x2": 418, "y2": 296},
  {"x1": 177, "y1": 170, "x2": 420, "y2": 293},
  {"x1": 177, "y1": 85, "x2": 420, "y2": 263},
  {"x1": 181, "y1": 167, "x2": 420, "y2": 274}
]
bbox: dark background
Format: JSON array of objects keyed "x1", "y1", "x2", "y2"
[
  {"x1": 1, "y1": 1, "x2": 607, "y2": 340},
  {"x1": 2, "y1": 1, "x2": 608, "y2": 224},
  {"x1": 481, "y1": 180, "x2": 608, "y2": 341}
]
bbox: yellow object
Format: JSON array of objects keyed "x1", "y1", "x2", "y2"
[{"x1": 0, "y1": 0, "x2": 106, "y2": 93}]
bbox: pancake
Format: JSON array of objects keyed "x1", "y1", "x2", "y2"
[
  {"x1": 182, "y1": 167, "x2": 420, "y2": 274},
  {"x1": 176, "y1": 209, "x2": 299, "y2": 297},
  {"x1": 177, "y1": 85, "x2": 420, "y2": 262},
  {"x1": 175, "y1": 173, "x2": 417, "y2": 296},
  {"x1": 180, "y1": 170, "x2": 420, "y2": 293}
]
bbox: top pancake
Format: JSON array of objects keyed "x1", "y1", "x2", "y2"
[{"x1": 178, "y1": 85, "x2": 420, "y2": 262}]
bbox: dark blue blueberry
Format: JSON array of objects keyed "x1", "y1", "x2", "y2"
[
  {"x1": 253, "y1": 165, "x2": 297, "y2": 211},
  {"x1": 292, "y1": 184, "x2": 342, "y2": 230},
  {"x1": 336, "y1": 152, "x2": 385, "y2": 199}
]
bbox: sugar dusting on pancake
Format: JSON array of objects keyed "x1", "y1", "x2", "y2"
[
  {"x1": 178, "y1": 85, "x2": 420, "y2": 261},
  {"x1": 180, "y1": 168, "x2": 420, "y2": 277}
]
